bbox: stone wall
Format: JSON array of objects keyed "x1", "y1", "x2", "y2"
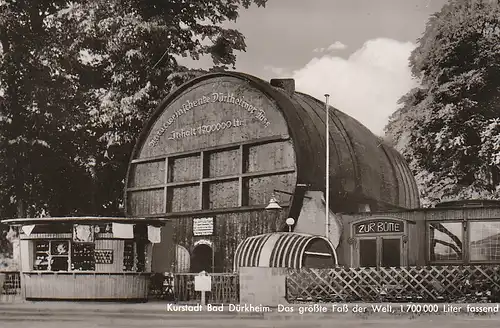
[{"x1": 239, "y1": 267, "x2": 291, "y2": 306}]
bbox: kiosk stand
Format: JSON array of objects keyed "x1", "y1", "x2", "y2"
[{"x1": 0, "y1": 217, "x2": 163, "y2": 301}]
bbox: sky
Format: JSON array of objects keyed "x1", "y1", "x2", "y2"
[{"x1": 178, "y1": 0, "x2": 449, "y2": 136}]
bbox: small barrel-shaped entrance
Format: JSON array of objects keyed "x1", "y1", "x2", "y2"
[{"x1": 233, "y1": 232, "x2": 338, "y2": 270}]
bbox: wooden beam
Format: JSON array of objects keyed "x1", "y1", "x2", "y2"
[
  {"x1": 133, "y1": 203, "x2": 291, "y2": 219},
  {"x1": 304, "y1": 251, "x2": 332, "y2": 257},
  {"x1": 130, "y1": 135, "x2": 290, "y2": 164},
  {"x1": 238, "y1": 144, "x2": 244, "y2": 207},
  {"x1": 126, "y1": 168, "x2": 296, "y2": 192},
  {"x1": 127, "y1": 185, "x2": 165, "y2": 192},
  {"x1": 163, "y1": 157, "x2": 169, "y2": 213},
  {"x1": 199, "y1": 151, "x2": 205, "y2": 210}
]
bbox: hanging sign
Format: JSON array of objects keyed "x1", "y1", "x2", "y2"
[
  {"x1": 112, "y1": 222, "x2": 134, "y2": 239},
  {"x1": 354, "y1": 219, "x2": 404, "y2": 235},
  {"x1": 72, "y1": 224, "x2": 95, "y2": 243},
  {"x1": 148, "y1": 225, "x2": 161, "y2": 243},
  {"x1": 22, "y1": 225, "x2": 36, "y2": 236},
  {"x1": 193, "y1": 217, "x2": 214, "y2": 236}
]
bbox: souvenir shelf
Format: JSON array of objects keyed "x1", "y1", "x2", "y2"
[
  {"x1": 71, "y1": 243, "x2": 95, "y2": 271},
  {"x1": 123, "y1": 241, "x2": 135, "y2": 271},
  {"x1": 34, "y1": 241, "x2": 50, "y2": 271},
  {"x1": 95, "y1": 249, "x2": 113, "y2": 264}
]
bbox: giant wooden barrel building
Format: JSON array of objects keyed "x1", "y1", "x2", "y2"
[{"x1": 125, "y1": 72, "x2": 420, "y2": 273}]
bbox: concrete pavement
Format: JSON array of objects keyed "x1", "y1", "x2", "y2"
[
  {"x1": 1, "y1": 301, "x2": 499, "y2": 319},
  {"x1": 2, "y1": 310, "x2": 500, "y2": 328},
  {"x1": 0, "y1": 301, "x2": 264, "y2": 319}
]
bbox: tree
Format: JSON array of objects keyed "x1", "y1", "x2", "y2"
[
  {"x1": 0, "y1": 0, "x2": 87, "y2": 218},
  {"x1": 0, "y1": 0, "x2": 267, "y2": 219},
  {"x1": 385, "y1": 0, "x2": 500, "y2": 206}
]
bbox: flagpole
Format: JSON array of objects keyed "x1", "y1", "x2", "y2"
[{"x1": 324, "y1": 94, "x2": 330, "y2": 238}]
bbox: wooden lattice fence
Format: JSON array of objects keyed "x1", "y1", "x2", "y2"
[{"x1": 286, "y1": 266, "x2": 500, "y2": 303}]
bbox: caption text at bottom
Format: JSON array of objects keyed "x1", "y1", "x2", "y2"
[{"x1": 165, "y1": 303, "x2": 499, "y2": 315}]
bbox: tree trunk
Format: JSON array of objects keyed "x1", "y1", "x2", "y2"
[
  {"x1": 492, "y1": 166, "x2": 499, "y2": 189},
  {"x1": 89, "y1": 156, "x2": 98, "y2": 214},
  {"x1": 16, "y1": 199, "x2": 25, "y2": 218}
]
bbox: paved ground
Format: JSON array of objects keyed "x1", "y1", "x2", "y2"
[
  {"x1": 1, "y1": 301, "x2": 499, "y2": 327},
  {"x1": 1, "y1": 312, "x2": 500, "y2": 328}
]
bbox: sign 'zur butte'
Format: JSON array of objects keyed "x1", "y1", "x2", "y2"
[{"x1": 354, "y1": 219, "x2": 404, "y2": 235}]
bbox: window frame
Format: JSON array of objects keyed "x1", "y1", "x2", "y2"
[
  {"x1": 427, "y1": 220, "x2": 465, "y2": 264},
  {"x1": 467, "y1": 219, "x2": 500, "y2": 264},
  {"x1": 427, "y1": 219, "x2": 500, "y2": 265},
  {"x1": 33, "y1": 240, "x2": 72, "y2": 272},
  {"x1": 127, "y1": 136, "x2": 296, "y2": 215}
]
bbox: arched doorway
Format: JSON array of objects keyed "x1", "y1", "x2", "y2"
[{"x1": 190, "y1": 242, "x2": 213, "y2": 273}]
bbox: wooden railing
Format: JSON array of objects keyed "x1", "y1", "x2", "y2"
[
  {"x1": 286, "y1": 266, "x2": 500, "y2": 303},
  {"x1": 0, "y1": 271, "x2": 22, "y2": 302},
  {"x1": 5, "y1": 267, "x2": 500, "y2": 304},
  {"x1": 2, "y1": 271, "x2": 239, "y2": 304},
  {"x1": 149, "y1": 272, "x2": 239, "y2": 304},
  {"x1": 0, "y1": 271, "x2": 21, "y2": 293}
]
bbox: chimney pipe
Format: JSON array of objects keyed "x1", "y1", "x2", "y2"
[{"x1": 270, "y1": 78, "x2": 295, "y2": 95}]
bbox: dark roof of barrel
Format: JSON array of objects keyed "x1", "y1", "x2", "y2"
[
  {"x1": 128, "y1": 71, "x2": 420, "y2": 214},
  {"x1": 286, "y1": 91, "x2": 420, "y2": 211},
  {"x1": 229, "y1": 72, "x2": 420, "y2": 211}
]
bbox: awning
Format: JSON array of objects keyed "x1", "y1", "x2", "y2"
[
  {"x1": 234, "y1": 232, "x2": 337, "y2": 270},
  {"x1": 1, "y1": 217, "x2": 165, "y2": 227}
]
